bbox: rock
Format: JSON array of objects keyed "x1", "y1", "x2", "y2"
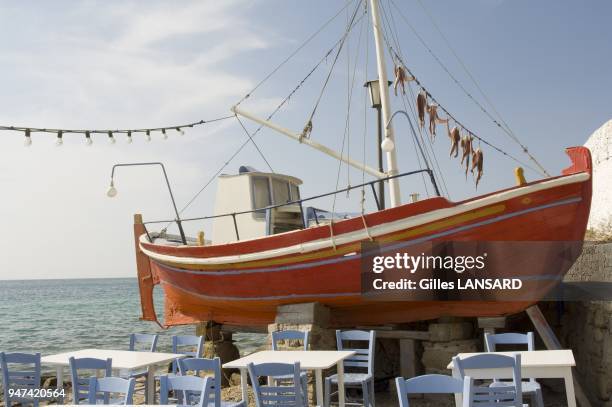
[
  {"x1": 428, "y1": 321, "x2": 473, "y2": 342},
  {"x1": 422, "y1": 339, "x2": 479, "y2": 374}
]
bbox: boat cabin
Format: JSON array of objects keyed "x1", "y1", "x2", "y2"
[{"x1": 212, "y1": 166, "x2": 304, "y2": 244}]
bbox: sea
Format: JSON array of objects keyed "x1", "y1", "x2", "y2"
[{"x1": 0, "y1": 278, "x2": 266, "y2": 373}]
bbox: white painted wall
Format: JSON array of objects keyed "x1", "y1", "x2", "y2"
[{"x1": 584, "y1": 120, "x2": 612, "y2": 231}]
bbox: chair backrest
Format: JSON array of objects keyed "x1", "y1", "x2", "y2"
[
  {"x1": 0, "y1": 352, "x2": 41, "y2": 406},
  {"x1": 159, "y1": 375, "x2": 214, "y2": 407},
  {"x1": 453, "y1": 354, "x2": 522, "y2": 406},
  {"x1": 272, "y1": 330, "x2": 310, "y2": 351},
  {"x1": 88, "y1": 376, "x2": 135, "y2": 405},
  {"x1": 336, "y1": 330, "x2": 376, "y2": 375},
  {"x1": 484, "y1": 332, "x2": 534, "y2": 352},
  {"x1": 247, "y1": 362, "x2": 304, "y2": 407},
  {"x1": 177, "y1": 357, "x2": 221, "y2": 406},
  {"x1": 172, "y1": 335, "x2": 205, "y2": 373},
  {"x1": 129, "y1": 333, "x2": 159, "y2": 352},
  {"x1": 395, "y1": 374, "x2": 465, "y2": 407},
  {"x1": 462, "y1": 376, "x2": 523, "y2": 407},
  {"x1": 69, "y1": 357, "x2": 112, "y2": 404}
]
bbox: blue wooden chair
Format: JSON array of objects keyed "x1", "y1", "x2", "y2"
[
  {"x1": 0, "y1": 352, "x2": 41, "y2": 407},
  {"x1": 248, "y1": 362, "x2": 305, "y2": 407},
  {"x1": 87, "y1": 376, "x2": 135, "y2": 405},
  {"x1": 172, "y1": 335, "x2": 205, "y2": 373},
  {"x1": 325, "y1": 330, "x2": 376, "y2": 407},
  {"x1": 484, "y1": 332, "x2": 544, "y2": 407},
  {"x1": 395, "y1": 374, "x2": 465, "y2": 407},
  {"x1": 453, "y1": 354, "x2": 524, "y2": 407},
  {"x1": 271, "y1": 330, "x2": 309, "y2": 402},
  {"x1": 129, "y1": 333, "x2": 159, "y2": 352},
  {"x1": 177, "y1": 357, "x2": 244, "y2": 407},
  {"x1": 69, "y1": 356, "x2": 112, "y2": 404},
  {"x1": 126, "y1": 333, "x2": 159, "y2": 401},
  {"x1": 160, "y1": 375, "x2": 214, "y2": 407}
]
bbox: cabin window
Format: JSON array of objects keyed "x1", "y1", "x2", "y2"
[
  {"x1": 290, "y1": 184, "x2": 300, "y2": 200},
  {"x1": 251, "y1": 176, "x2": 271, "y2": 219},
  {"x1": 272, "y1": 179, "x2": 290, "y2": 205}
]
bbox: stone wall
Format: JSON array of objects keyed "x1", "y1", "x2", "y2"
[{"x1": 559, "y1": 243, "x2": 612, "y2": 406}]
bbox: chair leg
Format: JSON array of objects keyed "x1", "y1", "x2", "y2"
[
  {"x1": 361, "y1": 381, "x2": 370, "y2": 407},
  {"x1": 370, "y1": 379, "x2": 375, "y2": 407},
  {"x1": 325, "y1": 378, "x2": 332, "y2": 407},
  {"x1": 301, "y1": 376, "x2": 308, "y2": 406},
  {"x1": 534, "y1": 388, "x2": 544, "y2": 407}
]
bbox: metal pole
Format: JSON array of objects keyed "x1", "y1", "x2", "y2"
[
  {"x1": 369, "y1": 0, "x2": 401, "y2": 207},
  {"x1": 377, "y1": 106, "x2": 385, "y2": 209},
  {"x1": 110, "y1": 162, "x2": 187, "y2": 244}
]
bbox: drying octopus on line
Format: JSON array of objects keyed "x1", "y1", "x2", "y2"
[
  {"x1": 416, "y1": 90, "x2": 427, "y2": 130},
  {"x1": 471, "y1": 148, "x2": 484, "y2": 187},
  {"x1": 448, "y1": 124, "x2": 461, "y2": 158},
  {"x1": 460, "y1": 134, "x2": 474, "y2": 176},
  {"x1": 426, "y1": 103, "x2": 448, "y2": 140},
  {"x1": 394, "y1": 64, "x2": 408, "y2": 96}
]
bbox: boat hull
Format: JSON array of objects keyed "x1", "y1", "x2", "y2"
[{"x1": 135, "y1": 147, "x2": 592, "y2": 327}]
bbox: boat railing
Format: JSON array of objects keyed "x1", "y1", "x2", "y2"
[{"x1": 142, "y1": 168, "x2": 439, "y2": 243}]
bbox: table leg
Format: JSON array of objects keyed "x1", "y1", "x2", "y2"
[
  {"x1": 315, "y1": 369, "x2": 324, "y2": 407},
  {"x1": 564, "y1": 369, "x2": 577, "y2": 407},
  {"x1": 240, "y1": 368, "x2": 249, "y2": 403},
  {"x1": 56, "y1": 366, "x2": 64, "y2": 404},
  {"x1": 146, "y1": 366, "x2": 155, "y2": 405},
  {"x1": 451, "y1": 365, "x2": 462, "y2": 407},
  {"x1": 336, "y1": 362, "x2": 345, "y2": 407}
]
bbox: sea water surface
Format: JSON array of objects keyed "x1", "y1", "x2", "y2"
[{"x1": 0, "y1": 278, "x2": 266, "y2": 371}]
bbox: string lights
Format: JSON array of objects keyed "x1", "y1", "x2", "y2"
[{"x1": 2, "y1": 115, "x2": 233, "y2": 147}]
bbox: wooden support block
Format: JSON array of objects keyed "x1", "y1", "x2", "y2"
[
  {"x1": 399, "y1": 339, "x2": 418, "y2": 378},
  {"x1": 477, "y1": 317, "x2": 506, "y2": 335},
  {"x1": 275, "y1": 302, "x2": 330, "y2": 326},
  {"x1": 375, "y1": 330, "x2": 430, "y2": 340}
]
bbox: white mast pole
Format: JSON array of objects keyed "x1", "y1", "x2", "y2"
[{"x1": 369, "y1": 0, "x2": 401, "y2": 207}]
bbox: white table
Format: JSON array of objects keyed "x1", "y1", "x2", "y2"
[
  {"x1": 447, "y1": 350, "x2": 576, "y2": 407},
  {"x1": 42, "y1": 348, "x2": 185, "y2": 404},
  {"x1": 224, "y1": 350, "x2": 356, "y2": 407}
]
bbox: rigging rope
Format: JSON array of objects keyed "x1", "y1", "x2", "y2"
[
  {"x1": 389, "y1": 0, "x2": 550, "y2": 176},
  {"x1": 234, "y1": 115, "x2": 274, "y2": 173},
  {"x1": 235, "y1": 0, "x2": 358, "y2": 107},
  {"x1": 176, "y1": 6, "x2": 367, "y2": 219}
]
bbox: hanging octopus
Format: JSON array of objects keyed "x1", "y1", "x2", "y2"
[
  {"x1": 426, "y1": 103, "x2": 448, "y2": 139},
  {"x1": 448, "y1": 125, "x2": 461, "y2": 158},
  {"x1": 471, "y1": 148, "x2": 484, "y2": 187},
  {"x1": 416, "y1": 90, "x2": 427, "y2": 130},
  {"x1": 460, "y1": 134, "x2": 473, "y2": 176},
  {"x1": 394, "y1": 65, "x2": 407, "y2": 96}
]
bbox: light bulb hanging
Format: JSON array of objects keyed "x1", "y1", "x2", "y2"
[
  {"x1": 108, "y1": 131, "x2": 116, "y2": 144},
  {"x1": 126, "y1": 130, "x2": 132, "y2": 144},
  {"x1": 176, "y1": 127, "x2": 184, "y2": 136},
  {"x1": 56, "y1": 130, "x2": 63, "y2": 146},
  {"x1": 85, "y1": 131, "x2": 92, "y2": 146},
  {"x1": 24, "y1": 129, "x2": 32, "y2": 147},
  {"x1": 381, "y1": 136, "x2": 395, "y2": 152},
  {"x1": 145, "y1": 130, "x2": 151, "y2": 142},
  {"x1": 161, "y1": 129, "x2": 168, "y2": 140}
]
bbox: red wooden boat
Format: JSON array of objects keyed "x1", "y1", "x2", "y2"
[
  {"x1": 125, "y1": 1, "x2": 593, "y2": 328},
  {"x1": 133, "y1": 147, "x2": 591, "y2": 327}
]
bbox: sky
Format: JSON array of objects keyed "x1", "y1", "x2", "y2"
[{"x1": 0, "y1": 0, "x2": 610, "y2": 280}]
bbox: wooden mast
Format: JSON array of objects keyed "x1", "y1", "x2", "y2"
[{"x1": 369, "y1": 0, "x2": 402, "y2": 207}]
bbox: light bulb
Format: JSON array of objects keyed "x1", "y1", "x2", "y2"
[
  {"x1": 108, "y1": 131, "x2": 116, "y2": 144},
  {"x1": 161, "y1": 129, "x2": 168, "y2": 140},
  {"x1": 106, "y1": 181, "x2": 117, "y2": 198},
  {"x1": 381, "y1": 137, "x2": 395, "y2": 152},
  {"x1": 146, "y1": 130, "x2": 151, "y2": 142},
  {"x1": 56, "y1": 130, "x2": 63, "y2": 146},
  {"x1": 176, "y1": 127, "x2": 184, "y2": 136},
  {"x1": 126, "y1": 131, "x2": 132, "y2": 144},
  {"x1": 24, "y1": 130, "x2": 32, "y2": 147},
  {"x1": 85, "y1": 131, "x2": 92, "y2": 146}
]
